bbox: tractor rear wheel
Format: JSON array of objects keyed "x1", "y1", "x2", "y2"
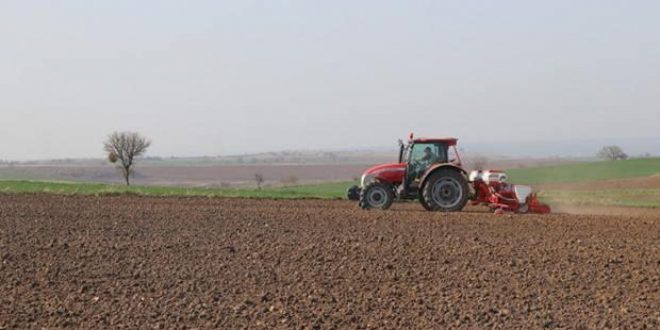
[
  {"x1": 359, "y1": 182, "x2": 394, "y2": 210},
  {"x1": 422, "y1": 169, "x2": 469, "y2": 212}
]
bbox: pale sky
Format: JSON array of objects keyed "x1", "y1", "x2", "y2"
[{"x1": 2, "y1": 1, "x2": 659, "y2": 160}]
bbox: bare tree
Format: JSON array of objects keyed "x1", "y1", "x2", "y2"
[
  {"x1": 103, "y1": 131, "x2": 151, "y2": 186},
  {"x1": 254, "y1": 173, "x2": 264, "y2": 190},
  {"x1": 597, "y1": 145, "x2": 628, "y2": 161}
]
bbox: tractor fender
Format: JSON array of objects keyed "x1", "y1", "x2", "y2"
[{"x1": 418, "y1": 163, "x2": 469, "y2": 189}]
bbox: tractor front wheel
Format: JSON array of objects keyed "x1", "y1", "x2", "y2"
[
  {"x1": 359, "y1": 182, "x2": 394, "y2": 210},
  {"x1": 422, "y1": 169, "x2": 469, "y2": 212}
]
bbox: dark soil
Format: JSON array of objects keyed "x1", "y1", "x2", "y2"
[{"x1": 1, "y1": 194, "x2": 658, "y2": 329}]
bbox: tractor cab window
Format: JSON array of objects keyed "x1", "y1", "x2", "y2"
[
  {"x1": 407, "y1": 142, "x2": 448, "y2": 183},
  {"x1": 409, "y1": 143, "x2": 447, "y2": 165}
]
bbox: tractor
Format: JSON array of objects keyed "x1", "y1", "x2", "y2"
[{"x1": 346, "y1": 134, "x2": 551, "y2": 214}]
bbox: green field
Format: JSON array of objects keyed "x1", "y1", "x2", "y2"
[
  {"x1": 0, "y1": 180, "x2": 356, "y2": 200},
  {"x1": 2, "y1": 179, "x2": 659, "y2": 208},
  {"x1": 507, "y1": 158, "x2": 660, "y2": 185},
  {"x1": 506, "y1": 158, "x2": 660, "y2": 208},
  {"x1": 541, "y1": 189, "x2": 660, "y2": 208}
]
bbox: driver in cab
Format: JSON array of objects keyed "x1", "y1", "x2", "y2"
[
  {"x1": 413, "y1": 146, "x2": 439, "y2": 180},
  {"x1": 421, "y1": 146, "x2": 438, "y2": 165}
]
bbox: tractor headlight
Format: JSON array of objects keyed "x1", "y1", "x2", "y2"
[{"x1": 361, "y1": 174, "x2": 374, "y2": 187}]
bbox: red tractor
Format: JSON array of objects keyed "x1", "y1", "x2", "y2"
[{"x1": 347, "y1": 135, "x2": 550, "y2": 214}]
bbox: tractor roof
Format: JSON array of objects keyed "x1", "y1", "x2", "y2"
[{"x1": 412, "y1": 137, "x2": 458, "y2": 146}]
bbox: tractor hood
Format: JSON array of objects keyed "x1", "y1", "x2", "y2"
[
  {"x1": 361, "y1": 162, "x2": 406, "y2": 186},
  {"x1": 364, "y1": 162, "x2": 406, "y2": 175}
]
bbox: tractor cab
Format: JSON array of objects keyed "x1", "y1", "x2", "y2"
[
  {"x1": 399, "y1": 138, "x2": 460, "y2": 191},
  {"x1": 396, "y1": 137, "x2": 463, "y2": 199}
]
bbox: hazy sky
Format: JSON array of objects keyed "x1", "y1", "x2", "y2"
[{"x1": 2, "y1": 1, "x2": 659, "y2": 160}]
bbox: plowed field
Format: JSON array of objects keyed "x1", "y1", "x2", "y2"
[{"x1": 1, "y1": 195, "x2": 658, "y2": 329}]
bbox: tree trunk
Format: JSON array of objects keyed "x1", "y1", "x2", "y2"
[{"x1": 123, "y1": 167, "x2": 131, "y2": 186}]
